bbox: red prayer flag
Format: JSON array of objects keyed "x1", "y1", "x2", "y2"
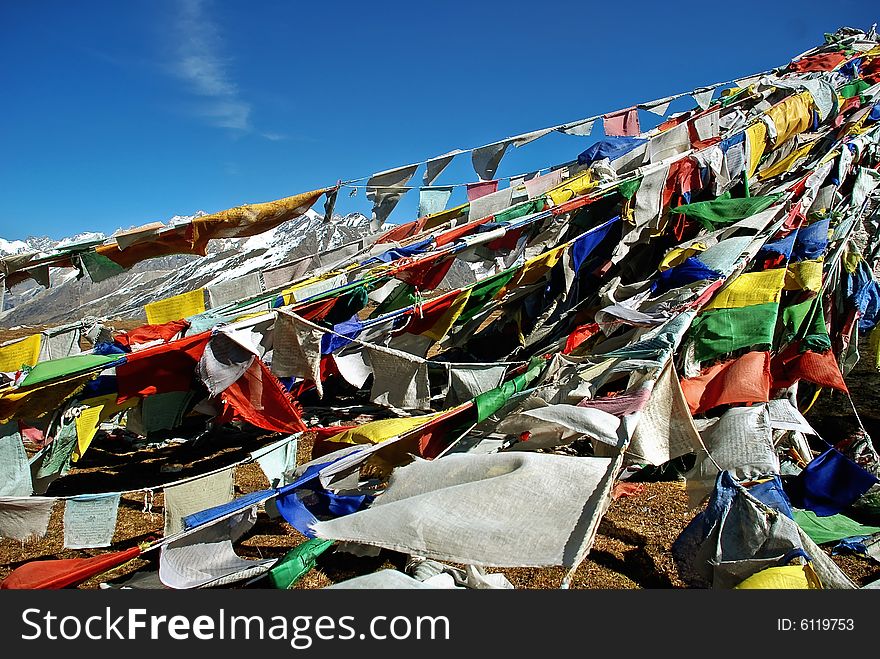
[
  {"x1": 663, "y1": 156, "x2": 703, "y2": 209},
  {"x1": 771, "y1": 344, "x2": 848, "y2": 393},
  {"x1": 689, "y1": 279, "x2": 725, "y2": 309},
  {"x1": 114, "y1": 319, "x2": 190, "y2": 351},
  {"x1": 397, "y1": 288, "x2": 463, "y2": 336},
  {"x1": 18, "y1": 421, "x2": 47, "y2": 447},
  {"x1": 486, "y1": 226, "x2": 525, "y2": 251},
  {"x1": 116, "y1": 331, "x2": 211, "y2": 403},
  {"x1": 377, "y1": 218, "x2": 426, "y2": 245},
  {"x1": 863, "y1": 57, "x2": 880, "y2": 84},
  {"x1": 657, "y1": 112, "x2": 690, "y2": 132},
  {"x1": 311, "y1": 425, "x2": 358, "y2": 441},
  {"x1": 466, "y1": 180, "x2": 498, "y2": 201},
  {"x1": 433, "y1": 216, "x2": 493, "y2": 247},
  {"x1": 782, "y1": 201, "x2": 807, "y2": 231},
  {"x1": 611, "y1": 482, "x2": 646, "y2": 500},
  {"x1": 0, "y1": 546, "x2": 141, "y2": 590},
  {"x1": 602, "y1": 107, "x2": 640, "y2": 137},
  {"x1": 293, "y1": 297, "x2": 338, "y2": 322},
  {"x1": 680, "y1": 351, "x2": 772, "y2": 415},
  {"x1": 563, "y1": 322, "x2": 600, "y2": 354},
  {"x1": 218, "y1": 359, "x2": 307, "y2": 434},
  {"x1": 392, "y1": 254, "x2": 455, "y2": 291},
  {"x1": 788, "y1": 52, "x2": 847, "y2": 73}
]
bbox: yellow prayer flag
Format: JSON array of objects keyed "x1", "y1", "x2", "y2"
[
  {"x1": 233, "y1": 311, "x2": 271, "y2": 323},
  {"x1": 281, "y1": 276, "x2": 321, "y2": 305},
  {"x1": 324, "y1": 413, "x2": 443, "y2": 446},
  {"x1": 843, "y1": 249, "x2": 861, "y2": 274},
  {"x1": 512, "y1": 244, "x2": 568, "y2": 288},
  {"x1": 870, "y1": 326, "x2": 880, "y2": 371},
  {"x1": 659, "y1": 244, "x2": 706, "y2": 271},
  {"x1": 421, "y1": 289, "x2": 472, "y2": 342},
  {"x1": 423, "y1": 204, "x2": 467, "y2": 231},
  {"x1": 0, "y1": 372, "x2": 96, "y2": 424},
  {"x1": 703, "y1": 268, "x2": 786, "y2": 310},
  {"x1": 785, "y1": 259, "x2": 823, "y2": 292},
  {"x1": 765, "y1": 92, "x2": 813, "y2": 148},
  {"x1": 73, "y1": 406, "x2": 103, "y2": 463},
  {"x1": 758, "y1": 142, "x2": 815, "y2": 181},
  {"x1": 745, "y1": 122, "x2": 768, "y2": 179},
  {"x1": 734, "y1": 564, "x2": 822, "y2": 589},
  {"x1": 144, "y1": 288, "x2": 206, "y2": 325},
  {"x1": 71, "y1": 394, "x2": 139, "y2": 462},
  {"x1": 189, "y1": 188, "x2": 328, "y2": 250},
  {"x1": 546, "y1": 172, "x2": 597, "y2": 206},
  {"x1": 281, "y1": 273, "x2": 348, "y2": 305},
  {"x1": 0, "y1": 334, "x2": 41, "y2": 373},
  {"x1": 847, "y1": 111, "x2": 874, "y2": 136}
]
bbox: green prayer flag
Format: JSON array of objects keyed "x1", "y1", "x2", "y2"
[
  {"x1": 792, "y1": 508, "x2": 880, "y2": 545},
  {"x1": 618, "y1": 177, "x2": 641, "y2": 200},
  {"x1": 672, "y1": 193, "x2": 781, "y2": 230},
  {"x1": 474, "y1": 357, "x2": 545, "y2": 422},
  {"x1": 456, "y1": 267, "x2": 517, "y2": 326},
  {"x1": 21, "y1": 354, "x2": 120, "y2": 388},
  {"x1": 780, "y1": 298, "x2": 831, "y2": 352},
  {"x1": 141, "y1": 391, "x2": 195, "y2": 433},
  {"x1": 35, "y1": 419, "x2": 78, "y2": 481},
  {"x1": 690, "y1": 302, "x2": 779, "y2": 362},
  {"x1": 720, "y1": 86, "x2": 752, "y2": 107},
  {"x1": 839, "y1": 79, "x2": 869, "y2": 100},
  {"x1": 268, "y1": 538, "x2": 334, "y2": 589},
  {"x1": 326, "y1": 285, "x2": 369, "y2": 323},
  {"x1": 370, "y1": 281, "x2": 417, "y2": 318},
  {"x1": 494, "y1": 198, "x2": 547, "y2": 224},
  {"x1": 79, "y1": 251, "x2": 126, "y2": 283}
]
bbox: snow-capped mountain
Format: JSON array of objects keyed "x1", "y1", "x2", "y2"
[
  {"x1": 0, "y1": 238, "x2": 32, "y2": 255},
  {"x1": 0, "y1": 209, "x2": 373, "y2": 327}
]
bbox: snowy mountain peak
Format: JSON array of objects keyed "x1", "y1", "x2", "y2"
[
  {"x1": 168, "y1": 210, "x2": 207, "y2": 226},
  {"x1": 0, "y1": 238, "x2": 32, "y2": 256}
]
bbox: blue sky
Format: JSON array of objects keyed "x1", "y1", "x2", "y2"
[{"x1": 1, "y1": 0, "x2": 876, "y2": 241}]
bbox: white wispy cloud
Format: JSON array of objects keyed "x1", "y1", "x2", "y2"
[{"x1": 172, "y1": 0, "x2": 252, "y2": 132}]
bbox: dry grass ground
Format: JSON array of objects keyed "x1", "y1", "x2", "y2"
[
  {"x1": 3, "y1": 430, "x2": 878, "y2": 589},
  {"x1": 2, "y1": 324, "x2": 880, "y2": 589}
]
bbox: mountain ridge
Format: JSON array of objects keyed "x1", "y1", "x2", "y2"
[{"x1": 0, "y1": 209, "x2": 372, "y2": 327}]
